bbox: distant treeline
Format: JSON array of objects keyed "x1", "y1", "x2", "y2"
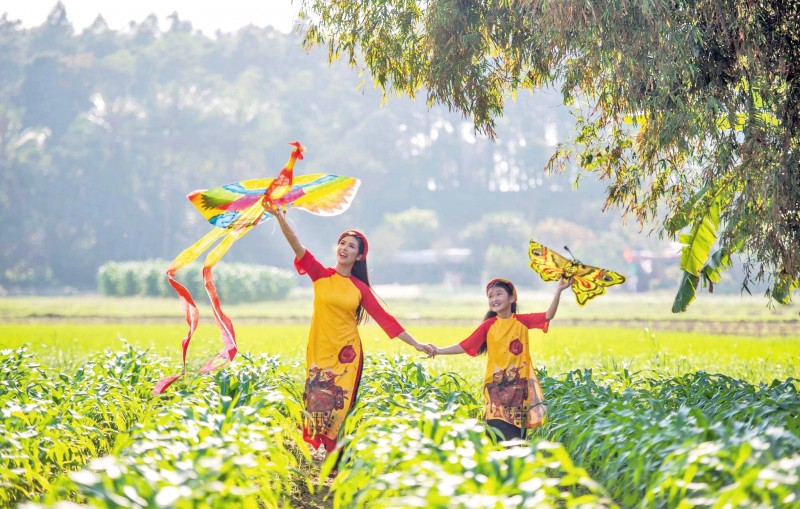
[{"x1": 0, "y1": 4, "x2": 673, "y2": 293}]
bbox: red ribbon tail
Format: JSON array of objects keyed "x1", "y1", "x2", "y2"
[
  {"x1": 155, "y1": 270, "x2": 200, "y2": 395},
  {"x1": 167, "y1": 271, "x2": 200, "y2": 364},
  {"x1": 199, "y1": 352, "x2": 231, "y2": 374},
  {"x1": 153, "y1": 372, "x2": 184, "y2": 395},
  {"x1": 201, "y1": 265, "x2": 239, "y2": 372}
]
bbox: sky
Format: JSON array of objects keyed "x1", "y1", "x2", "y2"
[{"x1": 2, "y1": 0, "x2": 301, "y2": 34}]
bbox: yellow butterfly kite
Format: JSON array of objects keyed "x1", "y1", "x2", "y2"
[{"x1": 528, "y1": 240, "x2": 626, "y2": 305}]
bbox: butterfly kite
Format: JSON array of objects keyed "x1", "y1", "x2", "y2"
[
  {"x1": 154, "y1": 142, "x2": 360, "y2": 394},
  {"x1": 528, "y1": 240, "x2": 626, "y2": 305}
]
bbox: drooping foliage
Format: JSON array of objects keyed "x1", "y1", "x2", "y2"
[{"x1": 299, "y1": 0, "x2": 800, "y2": 309}]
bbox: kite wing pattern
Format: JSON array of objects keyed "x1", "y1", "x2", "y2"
[
  {"x1": 528, "y1": 239, "x2": 626, "y2": 306},
  {"x1": 284, "y1": 173, "x2": 361, "y2": 216},
  {"x1": 186, "y1": 173, "x2": 360, "y2": 229},
  {"x1": 154, "y1": 142, "x2": 360, "y2": 394}
]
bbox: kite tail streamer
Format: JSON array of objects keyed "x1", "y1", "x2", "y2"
[
  {"x1": 152, "y1": 275, "x2": 197, "y2": 394},
  {"x1": 196, "y1": 226, "x2": 251, "y2": 374},
  {"x1": 153, "y1": 228, "x2": 227, "y2": 395}
]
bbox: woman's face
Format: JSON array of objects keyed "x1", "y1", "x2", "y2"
[
  {"x1": 336, "y1": 235, "x2": 363, "y2": 265},
  {"x1": 487, "y1": 285, "x2": 515, "y2": 316}
]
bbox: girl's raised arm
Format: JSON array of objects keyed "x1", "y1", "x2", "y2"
[{"x1": 545, "y1": 277, "x2": 572, "y2": 321}]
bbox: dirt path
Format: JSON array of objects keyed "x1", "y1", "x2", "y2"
[{"x1": 287, "y1": 450, "x2": 335, "y2": 509}]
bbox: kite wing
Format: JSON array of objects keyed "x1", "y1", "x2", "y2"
[
  {"x1": 187, "y1": 173, "x2": 361, "y2": 228},
  {"x1": 187, "y1": 179, "x2": 273, "y2": 229},
  {"x1": 282, "y1": 174, "x2": 361, "y2": 216}
]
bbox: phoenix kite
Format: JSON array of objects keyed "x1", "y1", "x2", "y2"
[{"x1": 154, "y1": 142, "x2": 360, "y2": 394}]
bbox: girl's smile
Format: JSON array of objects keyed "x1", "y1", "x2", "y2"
[{"x1": 487, "y1": 287, "x2": 515, "y2": 318}]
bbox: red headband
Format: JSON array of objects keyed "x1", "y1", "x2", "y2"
[
  {"x1": 339, "y1": 229, "x2": 368, "y2": 260},
  {"x1": 486, "y1": 278, "x2": 517, "y2": 299}
]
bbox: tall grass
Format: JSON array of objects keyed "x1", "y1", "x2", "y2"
[
  {"x1": 2, "y1": 292, "x2": 797, "y2": 508},
  {"x1": 0, "y1": 344, "x2": 164, "y2": 505}
]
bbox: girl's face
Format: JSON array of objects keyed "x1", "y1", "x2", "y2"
[
  {"x1": 336, "y1": 235, "x2": 363, "y2": 265},
  {"x1": 487, "y1": 285, "x2": 515, "y2": 317}
]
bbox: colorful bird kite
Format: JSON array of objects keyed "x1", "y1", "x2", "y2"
[
  {"x1": 154, "y1": 142, "x2": 360, "y2": 394},
  {"x1": 528, "y1": 240, "x2": 626, "y2": 305}
]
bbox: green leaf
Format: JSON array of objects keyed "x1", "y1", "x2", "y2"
[
  {"x1": 700, "y1": 248, "x2": 732, "y2": 284},
  {"x1": 667, "y1": 186, "x2": 709, "y2": 233},
  {"x1": 770, "y1": 273, "x2": 798, "y2": 305},
  {"x1": 679, "y1": 200, "x2": 720, "y2": 276},
  {"x1": 672, "y1": 271, "x2": 699, "y2": 312},
  {"x1": 673, "y1": 198, "x2": 724, "y2": 311}
]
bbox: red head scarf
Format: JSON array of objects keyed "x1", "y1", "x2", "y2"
[{"x1": 485, "y1": 278, "x2": 517, "y2": 300}]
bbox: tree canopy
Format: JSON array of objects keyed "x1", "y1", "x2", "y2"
[{"x1": 299, "y1": 0, "x2": 800, "y2": 309}]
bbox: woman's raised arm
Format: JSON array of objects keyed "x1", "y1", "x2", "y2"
[{"x1": 264, "y1": 202, "x2": 306, "y2": 260}]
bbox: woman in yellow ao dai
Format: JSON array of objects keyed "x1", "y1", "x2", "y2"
[{"x1": 266, "y1": 205, "x2": 431, "y2": 453}]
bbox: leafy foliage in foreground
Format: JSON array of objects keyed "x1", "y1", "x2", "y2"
[
  {"x1": 333, "y1": 356, "x2": 615, "y2": 508},
  {"x1": 0, "y1": 345, "x2": 160, "y2": 505},
  {"x1": 42, "y1": 355, "x2": 307, "y2": 508},
  {"x1": 4, "y1": 348, "x2": 798, "y2": 508},
  {"x1": 545, "y1": 369, "x2": 800, "y2": 507}
]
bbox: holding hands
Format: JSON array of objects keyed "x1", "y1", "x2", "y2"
[
  {"x1": 396, "y1": 332, "x2": 437, "y2": 358},
  {"x1": 420, "y1": 343, "x2": 437, "y2": 357},
  {"x1": 424, "y1": 344, "x2": 439, "y2": 358},
  {"x1": 402, "y1": 335, "x2": 436, "y2": 357}
]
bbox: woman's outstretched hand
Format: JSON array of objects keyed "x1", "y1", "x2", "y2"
[
  {"x1": 423, "y1": 343, "x2": 438, "y2": 358},
  {"x1": 398, "y1": 333, "x2": 437, "y2": 358},
  {"x1": 416, "y1": 342, "x2": 436, "y2": 358}
]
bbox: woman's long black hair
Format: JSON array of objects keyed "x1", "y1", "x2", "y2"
[
  {"x1": 340, "y1": 232, "x2": 370, "y2": 325},
  {"x1": 476, "y1": 279, "x2": 518, "y2": 355}
]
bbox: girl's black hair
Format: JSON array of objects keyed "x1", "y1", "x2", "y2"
[
  {"x1": 476, "y1": 280, "x2": 518, "y2": 355},
  {"x1": 341, "y1": 233, "x2": 370, "y2": 325}
]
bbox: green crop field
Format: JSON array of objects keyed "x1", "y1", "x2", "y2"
[
  {"x1": 1, "y1": 323, "x2": 797, "y2": 384},
  {"x1": 1, "y1": 292, "x2": 798, "y2": 508}
]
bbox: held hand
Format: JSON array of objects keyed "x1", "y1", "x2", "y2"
[
  {"x1": 261, "y1": 197, "x2": 283, "y2": 218},
  {"x1": 416, "y1": 342, "x2": 434, "y2": 357},
  {"x1": 423, "y1": 343, "x2": 438, "y2": 358}
]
